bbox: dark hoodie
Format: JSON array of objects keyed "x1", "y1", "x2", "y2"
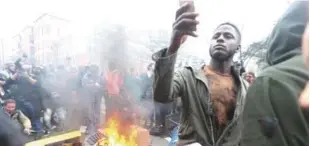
[{"x1": 241, "y1": 1, "x2": 309, "y2": 146}]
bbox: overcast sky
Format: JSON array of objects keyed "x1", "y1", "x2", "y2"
[
  {"x1": 0, "y1": 0, "x2": 290, "y2": 60},
  {"x1": 0, "y1": 0, "x2": 289, "y2": 36}
]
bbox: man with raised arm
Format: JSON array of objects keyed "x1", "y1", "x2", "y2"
[{"x1": 152, "y1": 3, "x2": 248, "y2": 146}]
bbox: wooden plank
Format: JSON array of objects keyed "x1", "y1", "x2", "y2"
[{"x1": 25, "y1": 130, "x2": 81, "y2": 146}]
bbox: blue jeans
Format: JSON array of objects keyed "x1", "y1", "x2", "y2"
[
  {"x1": 154, "y1": 102, "x2": 171, "y2": 125},
  {"x1": 21, "y1": 101, "x2": 43, "y2": 133},
  {"x1": 87, "y1": 94, "x2": 102, "y2": 134},
  {"x1": 168, "y1": 126, "x2": 179, "y2": 146}
]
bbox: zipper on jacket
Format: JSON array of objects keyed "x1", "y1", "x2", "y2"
[
  {"x1": 208, "y1": 116, "x2": 215, "y2": 145},
  {"x1": 206, "y1": 91, "x2": 215, "y2": 145},
  {"x1": 196, "y1": 71, "x2": 215, "y2": 145},
  {"x1": 215, "y1": 85, "x2": 244, "y2": 146}
]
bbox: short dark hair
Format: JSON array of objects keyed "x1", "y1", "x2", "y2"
[
  {"x1": 216, "y1": 22, "x2": 242, "y2": 44},
  {"x1": 4, "y1": 99, "x2": 16, "y2": 106}
]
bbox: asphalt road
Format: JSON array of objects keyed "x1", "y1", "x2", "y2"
[{"x1": 150, "y1": 135, "x2": 169, "y2": 146}]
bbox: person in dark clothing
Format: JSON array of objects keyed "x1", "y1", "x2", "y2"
[
  {"x1": 152, "y1": 3, "x2": 248, "y2": 145},
  {"x1": 139, "y1": 63, "x2": 154, "y2": 129},
  {"x1": 3, "y1": 67, "x2": 45, "y2": 136},
  {"x1": 0, "y1": 109, "x2": 27, "y2": 145},
  {"x1": 241, "y1": 1, "x2": 309, "y2": 146},
  {"x1": 81, "y1": 64, "x2": 103, "y2": 134},
  {"x1": 2, "y1": 99, "x2": 32, "y2": 135},
  {"x1": 140, "y1": 63, "x2": 154, "y2": 100},
  {"x1": 124, "y1": 68, "x2": 141, "y2": 102}
]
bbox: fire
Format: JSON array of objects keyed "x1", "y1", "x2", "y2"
[{"x1": 100, "y1": 113, "x2": 138, "y2": 146}]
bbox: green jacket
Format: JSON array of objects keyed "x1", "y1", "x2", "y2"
[
  {"x1": 241, "y1": 1, "x2": 309, "y2": 146},
  {"x1": 152, "y1": 50, "x2": 248, "y2": 145}
]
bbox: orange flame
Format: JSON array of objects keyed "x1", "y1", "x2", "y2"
[{"x1": 100, "y1": 113, "x2": 138, "y2": 146}]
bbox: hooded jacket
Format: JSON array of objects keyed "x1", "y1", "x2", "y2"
[
  {"x1": 152, "y1": 49, "x2": 248, "y2": 145},
  {"x1": 241, "y1": 1, "x2": 309, "y2": 146}
]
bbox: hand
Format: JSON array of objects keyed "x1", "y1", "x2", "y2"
[
  {"x1": 300, "y1": 83, "x2": 309, "y2": 109},
  {"x1": 300, "y1": 24, "x2": 309, "y2": 109},
  {"x1": 169, "y1": 3, "x2": 199, "y2": 54},
  {"x1": 23, "y1": 128, "x2": 31, "y2": 135},
  {"x1": 11, "y1": 73, "x2": 18, "y2": 80}
]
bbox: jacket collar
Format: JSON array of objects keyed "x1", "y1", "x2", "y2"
[{"x1": 191, "y1": 65, "x2": 243, "y2": 86}]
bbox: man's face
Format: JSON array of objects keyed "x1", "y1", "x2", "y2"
[
  {"x1": 245, "y1": 73, "x2": 255, "y2": 84},
  {"x1": 209, "y1": 25, "x2": 240, "y2": 61},
  {"x1": 4, "y1": 103, "x2": 16, "y2": 114}
]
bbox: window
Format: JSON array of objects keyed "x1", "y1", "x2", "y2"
[
  {"x1": 41, "y1": 27, "x2": 44, "y2": 36},
  {"x1": 46, "y1": 25, "x2": 51, "y2": 35},
  {"x1": 57, "y1": 28, "x2": 61, "y2": 36}
]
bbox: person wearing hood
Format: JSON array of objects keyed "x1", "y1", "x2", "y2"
[{"x1": 241, "y1": 1, "x2": 309, "y2": 146}]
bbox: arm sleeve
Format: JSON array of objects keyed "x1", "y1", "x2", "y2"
[
  {"x1": 18, "y1": 111, "x2": 31, "y2": 129},
  {"x1": 3, "y1": 78, "x2": 16, "y2": 90},
  {"x1": 152, "y1": 48, "x2": 185, "y2": 103}
]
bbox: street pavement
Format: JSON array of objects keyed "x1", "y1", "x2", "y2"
[{"x1": 150, "y1": 135, "x2": 169, "y2": 146}]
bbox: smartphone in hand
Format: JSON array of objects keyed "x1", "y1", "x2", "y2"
[
  {"x1": 179, "y1": 0, "x2": 195, "y2": 12},
  {"x1": 178, "y1": 0, "x2": 197, "y2": 40}
]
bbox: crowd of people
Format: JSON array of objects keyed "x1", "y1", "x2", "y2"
[
  {"x1": 0, "y1": 57, "x2": 184, "y2": 144},
  {"x1": 0, "y1": 0, "x2": 308, "y2": 146},
  {"x1": 0, "y1": 52, "x2": 255, "y2": 145}
]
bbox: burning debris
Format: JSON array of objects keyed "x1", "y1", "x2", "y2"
[
  {"x1": 84, "y1": 112, "x2": 150, "y2": 146},
  {"x1": 101, "y1": 113, "x2": 137, "y2": 146}
]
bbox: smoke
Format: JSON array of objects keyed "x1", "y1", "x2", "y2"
[{"x1": 35, "y1": 22, "x2": 158, "y2": 132}]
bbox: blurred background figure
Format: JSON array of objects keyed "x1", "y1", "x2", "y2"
[
  {"x1": 244, "y1": 71, "x2": 256, "y2": 84},
  {"x1": 2, "y1": 99, "x2": 32, "y2": 135}
]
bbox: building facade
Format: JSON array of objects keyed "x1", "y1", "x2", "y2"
[
  {"x1": 32, "y1": 13, "x2": 72, "y2": 65},
  {"x1": 11, "y1": 13, "x2": 72, "y2": 66}
]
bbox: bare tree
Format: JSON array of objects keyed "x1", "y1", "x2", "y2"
[{"x1": 242, "y1": 38, "x2": 269, "y2": 69}]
